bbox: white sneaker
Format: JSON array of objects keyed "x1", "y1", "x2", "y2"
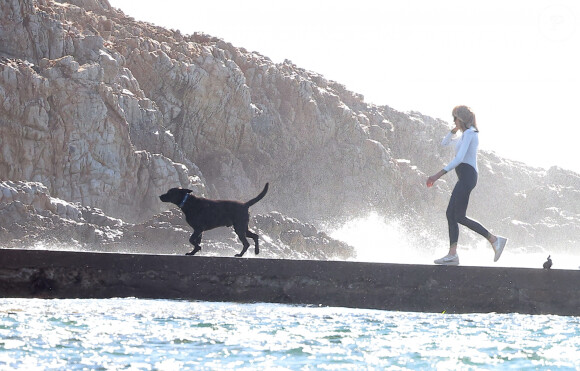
[
  {"x1": 434, "y1": 254, "x2": 459, "y2": 266},
  {"x1": 493, "y1": 236, "x2": 507, "y2": 262}
]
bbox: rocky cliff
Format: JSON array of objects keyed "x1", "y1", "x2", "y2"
[{"x1": 1, "y1": 0, "x2": 579, "y2": 258}]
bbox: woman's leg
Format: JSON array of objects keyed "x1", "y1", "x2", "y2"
[
  {"x1": 440, "y1": 164, "x2": 506, "y2": 263},
  {"x1": 456, "y1": 206, "x2": 490, "y2": 239},
  {"x1": 455, "y1": 184, "x2": 503, "y2": 259},
  {"x1": 452, "y1": 164, "x2": 491, "y2": 240},
  {"x1": 445, "y1": 186, "x2": 460, "y2": 255}
]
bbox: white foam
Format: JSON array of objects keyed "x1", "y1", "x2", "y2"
[
  {"x1": 329, "y1": 212, "x2": 580, "y2": 270},
  {"x1": 329, "y1": 212, "x2": 433, "y2": 265}
]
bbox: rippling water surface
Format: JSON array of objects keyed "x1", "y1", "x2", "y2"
[{"x1": 1, "y1": 298, "x2": 579, "y2": 370}]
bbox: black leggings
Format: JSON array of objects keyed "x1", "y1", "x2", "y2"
[{"x1": 446, "y1": 163, "x2": 490, "y2": 245}]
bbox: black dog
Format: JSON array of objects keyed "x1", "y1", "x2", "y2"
[{"x1": 159, "y1": 183, "x2": 269, "y2": 257}]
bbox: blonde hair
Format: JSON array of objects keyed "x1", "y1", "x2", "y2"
[{"x1": 452, "y1": 105, "x2": 479, "y2": 132}]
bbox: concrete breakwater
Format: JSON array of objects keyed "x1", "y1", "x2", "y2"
[{"x1": 1, "y1": 249, "x2": 578, "y2": 316}]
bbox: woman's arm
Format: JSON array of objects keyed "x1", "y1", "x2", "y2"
[
  {"x1": 441, "y1": 128, "x2": 459, "y2": 146},
  {"x1": 443, "y1": 129, "x2": 474, "y2": 173},
  {"x1": 426, "y1": 128, "x2": 473, "y2": 187}
]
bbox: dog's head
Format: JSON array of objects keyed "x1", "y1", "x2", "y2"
[{"x1": 159, "y1": 188, "x2": 193, "y2": 205}]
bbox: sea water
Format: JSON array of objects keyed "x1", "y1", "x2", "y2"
[
  {"x1": 3, "y1": 213, "x2": 580, "y2": 370},
  {"x1": 1, "y1": 298, "x2": 579, "y2": 370}
]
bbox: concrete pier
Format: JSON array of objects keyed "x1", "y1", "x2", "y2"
[{"x1": 1, "y1": 248, "x2": 578, "y2": 316}]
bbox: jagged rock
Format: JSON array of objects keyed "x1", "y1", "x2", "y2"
[
  {"x1": 1, "y1": 0, "x2": 579, "y2": 256},
  {"x1": 0, "y1": 53, "x2": 204, "y2": 222},
  {"x1": 0, "y1": 180, "x2": 124, "y2": 248}
]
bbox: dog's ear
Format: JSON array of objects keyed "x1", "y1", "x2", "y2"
[{"x1": 182, "y1": 188, "x2": 193, "y2": 193}]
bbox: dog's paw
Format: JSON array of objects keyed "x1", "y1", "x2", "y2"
[{"x1": 234, "y1": 253, "x2": 243, "y2": 258}]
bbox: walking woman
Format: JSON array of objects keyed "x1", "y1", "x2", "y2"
[{"x1": 426, "y1": 105, "x2": 507, "y2": 265}]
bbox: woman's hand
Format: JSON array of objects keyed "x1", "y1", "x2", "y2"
[
  {"x1": 426, "y1": 170, "x2": 447, "y2": 188},
  {"x1": 426, "y1": 175, "x2": 438, "y2": 188}
]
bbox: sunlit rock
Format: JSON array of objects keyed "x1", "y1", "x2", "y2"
[{"x1": 0, "y1": 0, "x2": 579, "y2": 257}]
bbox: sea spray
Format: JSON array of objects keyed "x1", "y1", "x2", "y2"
[
  {"x1": 329, "y1": 211, "x2": 580, "y2": 269},
  {"x1": 328, "y1": 211, "x2": 437, "y2": 265}
]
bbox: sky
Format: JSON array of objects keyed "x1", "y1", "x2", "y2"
[{"x1": 108, "y1": 0, "x2": 580, "y2": 173}]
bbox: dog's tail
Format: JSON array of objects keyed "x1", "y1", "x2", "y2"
[{"x1": 245, "y1": 183, "x2": 269, "y2": 207}]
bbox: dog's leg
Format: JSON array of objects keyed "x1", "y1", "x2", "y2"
[
  {"x1": 186, "y1": 230, "x2": 203, "y2": 256},
  {"x1": 234, "y1": 226, "x2": 250, "y2": 257},
  {"x1": 246, "y1": 230, "x2": 259, "y2": 255}
]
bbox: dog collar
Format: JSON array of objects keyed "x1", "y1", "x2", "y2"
[{"x1": 178, "y1": 193, "x2": 190, "y2": 208}]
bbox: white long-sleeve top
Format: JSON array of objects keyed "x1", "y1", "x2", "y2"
[{"x1": 441, "y1": 127, "x2": 479, "y2": 173}]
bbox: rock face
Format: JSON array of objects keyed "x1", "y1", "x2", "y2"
[{"x1": 0, "y1": 0, "x2": 579, "y2": 257}]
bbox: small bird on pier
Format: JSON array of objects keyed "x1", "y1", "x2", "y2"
[{"x1": 543, "y1": 255, "x2": 552, "y2": 270}]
